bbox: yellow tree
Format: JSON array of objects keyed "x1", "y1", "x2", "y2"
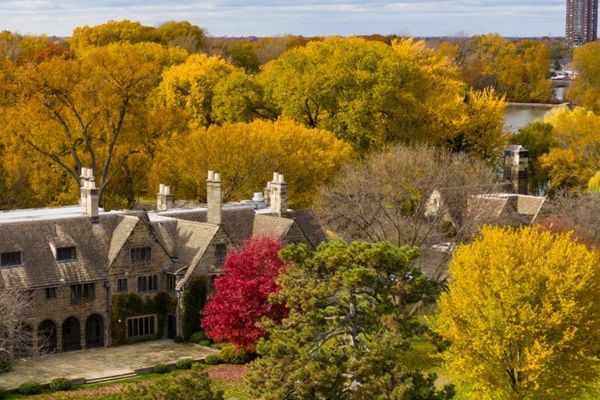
[
  {"x1": 451, "y1": 88, "x2": 509, "y2": 163},
  {"x1": 150, "y1": 119, "x2": 353, "y2": 208},
  {"x1": 540, "y1": 107, "x2": 600, "y2": 191},
  {"x1": 157, "y1": 53, "x2": 269, "y2": 127},
  {"x1": 588, "y1": 171, "x2": 600, "y2": 193},
  {"x1": 437, "y1": 225, "x2": 600, "y2": 400},
  {"x1": 259, "y1": 36, "x2": 467, "y2": 153},
  {"x1": 2, "y1": 42, "x2": 188, "y2": 206},
  {"x1": 569, "y1": 41, "x2": 600, "y2": 112},
  {"x1": 68, "y1": 20, "x2": 159, "y2": 53}
]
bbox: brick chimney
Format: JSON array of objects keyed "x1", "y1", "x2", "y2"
[
  {"x1": 207, "y1": 170, "x2": 222, "y2": 225},
  {"x1": 157, "y1": 184, "x2": 174, "y2": 211},
  {"x1": 270, "y1": 172, "x2": 287, "y2": 217},
  {"x1": 504, "y1": 145, "x2": 529, "y2": 195},
  {"x1": 80, "y1": 167, "x2": 99, "y2": 223}
]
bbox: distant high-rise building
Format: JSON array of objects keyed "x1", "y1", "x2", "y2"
[{"x1": 566, "y1": 0, "x2": 598, "y2": 46}]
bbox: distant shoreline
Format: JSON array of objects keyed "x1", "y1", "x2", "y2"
[{"x1": 507, "y1": 102, "x2": 570, "y2": 108}]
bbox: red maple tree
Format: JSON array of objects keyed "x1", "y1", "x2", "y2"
[{"x1": 201, "y1": 236, "x2": 287, "y2": 351}]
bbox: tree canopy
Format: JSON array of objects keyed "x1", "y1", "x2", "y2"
[
  {"x1": 437, "y1": 226, "x2": 600, "y2": 399},
  {"x1": 246, "y1": 240, "x2": 453, "y2": 400},
  {"x1": 151, "y1": 119, "x2": 353, "y2": 208},
  {"x1": 569, "y1": 41, "x2": 600, "y2": 112},
  {"x1": 540, "y1": 107, "x2": 600, "y2": 191},
  {"x1": 260, "y1": 37, "x2": 468, "y2": 153},
  {"x1": 202, "y1": 237, "x2": 286, "y2": 351}
]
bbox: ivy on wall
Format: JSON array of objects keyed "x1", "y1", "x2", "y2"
[
  {"x1": 182, "y1": 277, "x2": 208, "y2": 340},
  {"x1": 111, "y1": 292, "x2": 176, "y2": 345}
]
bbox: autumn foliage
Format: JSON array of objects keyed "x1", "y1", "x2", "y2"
[
  {"x1": 202, "y1": 237, "x2": 286, "y2": 351},
  {"x1": 437, "y1": 226, "x2": 600, "y2": 399}
]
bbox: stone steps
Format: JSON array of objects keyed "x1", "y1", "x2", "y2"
[{"x1": 85, "y1": 371, "x2": 138, "y2": 385}]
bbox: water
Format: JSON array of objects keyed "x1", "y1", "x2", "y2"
[{"x1": 504, "y1": 104, "x2": 559, "y2": 132}]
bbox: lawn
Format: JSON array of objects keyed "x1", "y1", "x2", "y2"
[{"x1": 4, "y1": 365, "x2": 250, "y2": 400}]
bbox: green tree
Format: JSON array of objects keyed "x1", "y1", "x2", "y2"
[
  {"x1": 246, "y1": 241, "x2": 454, "y2": 400},
  {"x1": 157, "y1": 53, "x2": 268, "y2": 127},
  {"x1": 259, "y1": 36, "x2": 467, "y2": 153},
  {"x1": 511, "y1": 120, "x2": 555, "y2": 194},
  {"x1": 122, "y1": 364, "x2": 223, "y2": 400},
  {"x1": 156, "y1": 20, "x2": 205, "y2": 52},
  {"x1": 437, "y1": 226, "x2": 600, "y2": 399}
]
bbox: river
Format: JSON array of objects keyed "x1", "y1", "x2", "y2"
[{"x1": 504, "y1": 103, "x2": 567, "y2": 132}]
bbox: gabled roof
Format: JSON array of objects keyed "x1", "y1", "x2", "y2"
[
  {"x1": 0, "y1": 213, "x2": 128, "y2": 289},
  {"x1": 253, "y1": 214, "x2": 294, "y2": 240},
  {"x1": 156, "y1": 206, "x2": 255, "y2": 246}
]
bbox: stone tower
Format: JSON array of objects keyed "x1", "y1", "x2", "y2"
[{"x1": 503, "y1": 145, "x2": 529, "y2": 195}]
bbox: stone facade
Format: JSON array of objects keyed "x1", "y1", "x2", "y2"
[{"x1": 0, "y1": 169, "x2": 326, "y2": 355}]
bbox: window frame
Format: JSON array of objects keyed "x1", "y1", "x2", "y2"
[
  {"x1": 0, "y1": 251, "x2": 22, "y2": 267},
  {"x1": 215, "y1": 243, "x2": 227, "y2": 265},
  {"x1": 126, "y1": 314, "x2": 157, "y2": 338},
  {"x1": 44, "y1": 287, "x2": 57, "y2": 299},
  {"x1": 116, "y1": 278, "x2": 128, "y2": 293},
  {"x1": 137, "y1": 274, "x2": 158, "y2": 292},
  {"x1": 130, "y1": 246, "x2": 152, "y2": 263},
  {"x1": 56, "y1": 247, "x2": 77, "y2": 263}
]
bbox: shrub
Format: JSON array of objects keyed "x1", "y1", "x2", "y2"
[
  {"x1": 174, "y1": 335, "x2": 184, "y2": 343},
  {"x1": 218, "y1": 344, "x2": 253, "y2": 364},
  {"x1": 50, "y1": 378, "x2": 74, "y2": 391},
  {"x1": 189, "y1": 330, "x2": 207, "y2": 344},
  {"x1": 18, "y1": 381, "x2": 43, "y2": 395},
  {"x1": 152, "y1": 363, "x2": 170, "y2": 374},
  {"x1": 182, "y1": 277, "x2": 208, "y2": 340},
  {"x1": 176, "y1": 358, "x2": 193, "y2": 370},
  {"x1": 122, "y1": 364, "x2": 223, "y2": 400},
  {"x1": 0, "y1": 358, "x2": 10, "y2": 373},
  {"x1": 0, "y1": 387, "x2": 6, "y2": 400},
  {"x1": 203, "y1": 355, "x2": 220, "y2": 365}
]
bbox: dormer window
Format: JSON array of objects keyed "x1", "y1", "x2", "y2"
[
  {"x1": 0, "y1": 251, "x2": 21, "y2": 267},
  {"x1": 56, "y1": 247, "x2": 77, "y2": 262}
]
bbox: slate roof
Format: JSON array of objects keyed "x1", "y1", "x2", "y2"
[
  {"x1": 470, "y1": 193, "x2": 546, "y2": 226},
  {"x1": 0, "y1": 213, "x2": 128, "y2": 289},
  {"x1": 157, "y1": 206, "x2": 257, "y2": 246}
]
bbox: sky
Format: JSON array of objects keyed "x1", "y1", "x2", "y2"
[{"x1": 0, "y1": 0, "x2": 567, "y2": 38}]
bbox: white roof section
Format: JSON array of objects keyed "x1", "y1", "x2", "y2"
[{"x1": 0, "y1": 206, "x2": 107, "y2": 224}]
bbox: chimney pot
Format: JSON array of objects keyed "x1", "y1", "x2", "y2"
[
  {"x1": 80, "y1": 167, "x2": 99, "y2": 222},
  {"x1": 207, "y1": 170, "x2": 222, "y2": 225},
  {"x1": 157, "y1": 183, "x2": 174, "y2": 211},
  {"x1": 273, "y1": 172, "x2": 279, "y2": 182}
]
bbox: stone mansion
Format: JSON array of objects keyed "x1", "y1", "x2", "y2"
[{"x1": 0, "y1": 170, "x2": 325, "y2": 354}]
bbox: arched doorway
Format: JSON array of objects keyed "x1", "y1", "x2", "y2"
[
  {"x1": 37, "y1": 320, "x2": 57, "y2": 353},
  {"x1": 62, "y1": 317, "x2": 81, "y2": 351},
  {"x1": 85, "y1": 314, "x2": 104, "y2": 348},
  {"x1": 167, "y1": 314, "x2": 177, "y2": 339}
]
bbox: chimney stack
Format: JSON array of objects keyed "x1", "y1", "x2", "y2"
[
  {"x1": 270, "y1": 172, "x2": 287, "y2": 217},
  {"x1": 503, "y1": 145, "x2": 529, "y2": 195},
  {"x1": 80, "y1": 167, "x2": 99, "y2": 223},
  {"x1": 207, "y1": 170, "x2": 222, "y2": 225},
  {"x1": 157, "y1": 184, "x2": 174, "y2": 211}
]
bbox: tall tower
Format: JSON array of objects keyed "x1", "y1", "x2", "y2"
[{"x1": 567, "y1": 0, "x2": 599, "y2": 46}]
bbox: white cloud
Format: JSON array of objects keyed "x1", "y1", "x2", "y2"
[{"x1": 0, "y1": 0, "x2": 567, "y2": 37}]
